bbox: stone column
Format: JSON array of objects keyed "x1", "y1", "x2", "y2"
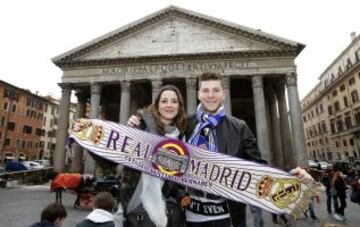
[
  {"x1": 223, "y1": 77, "x2": 232, "y2": 115},
  {"x1": 84, "y1": 83, "x2": 102, "y2": 175},
  {"x1": 53, "y1": 83, "x2": 71, "y2": 172},
  {"x1": 70, "y1": 90, "x2": 86, "y2": 173},
  {"x1": 251, "y1": 75, "x2": 271, "y2": 163},
  {"x1": 268, "y1": 90, "x2": 284, "y2": 168},
  {"x1": 119, "y1": 80, "x2": 131, "y2": 124},
  {"x1": 286, "y1": 73, "x2": 307, "y2": 167},
  {"x1": 151, "y1": 79, "x2": 162, "y2": 103},
  {"x1": 186, "y1": 77, "x2": 197, "y2": 115},
  {"x1": 276, "y1": 81, "x2": 294, "y2": 170}
]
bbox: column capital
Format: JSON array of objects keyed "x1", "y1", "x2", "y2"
[
  {"x1": 58, "y1": 83, "x2": 72, "y2": 94},
  {"x1": 251, "y1": 75, "x2": 263, "y2": 89},
  {"x1": 185, "y1": 77, "x2": 197, "y2": 88},
  {"x1": 286, "y1": 73, "x2": 297, "y2": 86},
  {"x1": 223, "y1": 77, "x2": 231, "y2": 89},
  {"x1": 151, "y1": 79, "x2": 163, "y2": 89},
  {"x1": 120, "y1": 80, "x2": 131, "y2": 91},
  {"x1": 91, "y1": 83, "x2": 102, "y2": 94}
]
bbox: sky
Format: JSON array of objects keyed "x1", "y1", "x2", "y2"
[{"x1": 0, "y1": 0, "x2": 359, "y2": 101}]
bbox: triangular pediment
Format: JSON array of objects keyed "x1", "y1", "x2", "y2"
[{"x1": 53, "y1": 6, "x2": 304, "y2": 66}]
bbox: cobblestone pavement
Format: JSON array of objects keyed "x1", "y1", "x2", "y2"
[{"x1": 0, "y1": 185, "x2": 359, "y2": 227}]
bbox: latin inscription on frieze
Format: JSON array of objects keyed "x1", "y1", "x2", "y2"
[{"x1": 102, "y1": 60, "x2": 253, "y2": 76}]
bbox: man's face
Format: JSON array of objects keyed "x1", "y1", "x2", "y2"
[{"x1": 198, "y1": 80, "x2": 225, "y2": 114}]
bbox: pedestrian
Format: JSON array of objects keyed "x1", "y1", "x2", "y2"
[
  {"x1": 29, "y1": 203, "x2": 67, "y2": 227},
  {"x1": 331, "y1": 170, "x2": 347, "y2": 221},
  {"x1": 76, "y1": 192, "x2": 116, "y2": 227},
  {"x1": 321, "y1": 169, "x2": 334, "y2": 214},
  {"x1": 116, "y1": 85, "x2": 189, "y2": 227}
]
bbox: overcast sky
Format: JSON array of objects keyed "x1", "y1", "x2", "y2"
[{"x1": 0, "y1": 0, "x2": 359, "y2": 100}]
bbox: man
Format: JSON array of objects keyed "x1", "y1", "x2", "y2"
[
  {"x1": 127, "y1": 72, "x2": 314, "y2": 226},
  {"x1": 29, "y1": 203, "x2": 67, "y2": 227},
  {"x1": 76, "y1": 192, "x2": 116, "y2": 227},
  {"x1": 184, "y1": 72, "x2": 264, "y2": 227}
]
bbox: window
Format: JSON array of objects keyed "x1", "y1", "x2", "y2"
[
  {"x1": 356, "y1": 48, "x2": 360, "y2": 62},
  {"x1": 346, "y1": 58, "x2": 352, "y2": 69},
  {"x1": 21, "y1": 141, "x2": 25, "y2": 148},
  {"x1": 7, "y1": 122, "x2": 15, "y2": 131},
  {"x1": 303, "y1": 115, "x2": 307, "y2": 122},
  {"x1": 343, "y1": 140, "x2": 347, "y2": 146},
  {"x1": 336, "y1": 118, "x2": 344, "y2": 131},
  {"x1": 349, "y1": 77, "x2": 355, "y2": 86},
  {"x1": 43, "y1": 117, "x2": 47, "y2": 126},
  {"x1": 356, "y1": 111, "x2": 360, "y2": 125},
  {"x1": 345, "y1": 115, "x2": 352, "y2": 129},
  {"x1": 330, "y1": 119, "x2": 336, "y2": 133},
  {"x1": 336, "y1": 141, "x2": 339, "y2": 148},
  {"x1": 16, "y1": 139, "x2": 20, "y2": 147},
  {"x1": 334, "y1": 101, "x2": 340, "y2": 112},
  {"x1": 340, "y1": 84, "x2": 346, "y2": 92},
  {"x1": 23, "y1": 125, "x2": 32, "y2": 134},
  {"x1": 333, "y1": 90, "x2": 338, "y2": 97},
  {"x1": 27, "y1": 141, "x2": 32, "y2": 148},
  {"x1": 12, "y1": 105, "x2": 16, "y2": 113},
  {"x1": 3, "y1": 102, "x2": 8, "y2": 110},
  {"x1": 344, "y1": 96, "x2": 349, "y2": 107},
  {"x1": 4, "y1": 138, "x2": 11, "y2": 146},
  {"x1": 351, "y1": 90, "x2": 359, "y2": 103},
  {"x1": 338, "y1": 66, "x2": 343, "y2": 76},
  {"x1": 321, "y1": 121, "x2": 326, "y2": 132},
  {"x1": 328, "y1": 105, "x2": 333, "y2": 115},
  {"x1": 319, "y1": 104, "x2": 323, "y2": 113},
  {"x1": 0, "y1": 116, "x2": 4, "y2": 126},
  {"x1": 350, "y1": 138, "x2": 354, "y2": 146}
]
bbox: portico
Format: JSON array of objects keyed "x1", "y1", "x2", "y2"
[{"x1": 52, "y1": 6, "x2": 307, "y2": 173}]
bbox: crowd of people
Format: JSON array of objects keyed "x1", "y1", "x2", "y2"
[{"x1": 28, "y1": 72, "x2": 359, "y2": 227}]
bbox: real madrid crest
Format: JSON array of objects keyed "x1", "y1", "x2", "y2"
[
  {"x1": 256, "y1": 175, "x2": 301, "y2": 209},
  {"x1": 73, "y1": 118, "x2": 104, "y2": 144}
]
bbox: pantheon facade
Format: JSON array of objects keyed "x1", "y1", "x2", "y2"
[{"x1": 52, "y1": 6, "x2": 307, "y2": 174}]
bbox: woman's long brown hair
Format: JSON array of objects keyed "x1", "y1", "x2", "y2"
[{"x1": 148, "y1": 85, "x2": 187, "y2": 136}]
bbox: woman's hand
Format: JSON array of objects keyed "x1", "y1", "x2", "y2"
[
  {"x1": 290, "y1": 167, "x2": 315, "y2": 185},
  {"x1": 127, "y1": 115, "x2": 141, "y2": 127}
]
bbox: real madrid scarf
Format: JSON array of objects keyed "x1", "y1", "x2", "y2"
[
  {"x1": 69, "y1": 118, "x2": 324, "y2": 220},
  {"x1": 188, "y1": 104, "x2": 225, "y2": 152}
]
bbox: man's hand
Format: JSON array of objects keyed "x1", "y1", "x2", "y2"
[
  {"x1": 290, "y1": 167, "x2": 314, "y2": 185},
  {"x1": 127, "y1": 115, "x2": 141, "y2": 127}
]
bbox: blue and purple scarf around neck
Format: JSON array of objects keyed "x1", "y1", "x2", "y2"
[{"x1": 188, "y1": 104, "x2": 225, "y2": 152}]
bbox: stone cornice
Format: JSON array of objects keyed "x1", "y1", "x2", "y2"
[
  {"x1": 56, "y1": 50, "x2": 297, "y2": 68},
  {"x1": 52, "y1": 6, "x2": 303, "y2": 66}
]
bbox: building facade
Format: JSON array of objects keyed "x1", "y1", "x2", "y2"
[
  {"x1": 52, "y1": 6, "x2": 307, "y2": 173},
  {"x1": 41, "y1": 96, "x2": 77, "y2": 162},
  {"x1": 0, "y1": 80, "x2": 45, "y2": 161},
  {"x1": 301, "y1": 33, "x2": 360, "y2": 162},
  {"x1": 0, "y1": 80, "x2": 76, "y2": 163}
]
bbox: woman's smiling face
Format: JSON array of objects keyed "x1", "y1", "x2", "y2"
[{"x1": 158, "y1": 90, "x2": 179, "y2": 124}]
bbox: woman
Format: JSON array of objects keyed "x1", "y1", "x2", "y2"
[
  {"x1": 331, "y1": 170, "x2": 347, "y2": 221},
  {"x1": 116, "y1": 85, "x2": 188, "y2": 227}
]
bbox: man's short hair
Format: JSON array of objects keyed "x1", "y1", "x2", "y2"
[
  {"x1": 41, "y1": 203, "x2": 67, "y2": 222},
  {"x1": 93, "y1": 192, "x2": 115, "y2": 212},
  {"x1": 198, "y1": 72, "x2": 225, "y2": 89}
]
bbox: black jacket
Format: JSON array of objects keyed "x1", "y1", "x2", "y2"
[{"x1": 185, "y1": 114, "x2": 265, "y2": 225}]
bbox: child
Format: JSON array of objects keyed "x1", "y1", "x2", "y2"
[{"x1": 76, "y1": 192, "x2": 116, "y2": 227}]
